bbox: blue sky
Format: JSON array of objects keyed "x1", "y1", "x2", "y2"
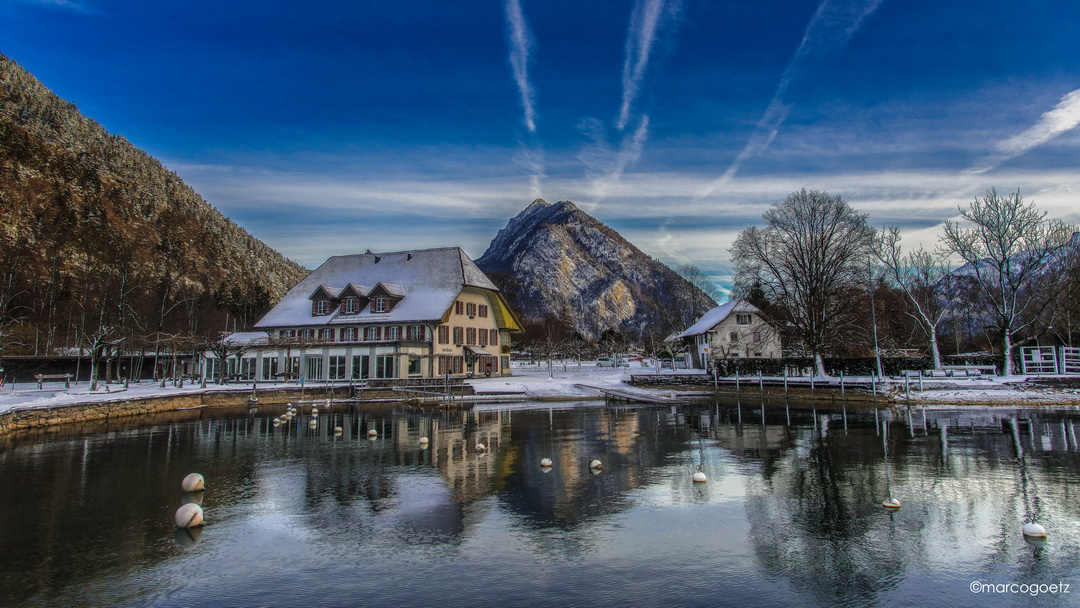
[{"x1": 5, "y1": 0, "x2": 1080, "y2": 293}]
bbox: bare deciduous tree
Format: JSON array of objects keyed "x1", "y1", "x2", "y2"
[
  {"x1": 940, "y1": 188, "x2": 1075, "y2": 375},
  {"x1": 731, "y1": 189, "x2": 873, "y2": 376},
  {"x1": 872, "y1": 225, "x2": 959, "y2": 369}
]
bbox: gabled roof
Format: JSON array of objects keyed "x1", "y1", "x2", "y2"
[
  {"x1": 310, "y1": 285, "x2": 343, "y2": 300},
  {"x1": 339, "y1": 283, "x2": 370, "y2": 299},
  {"x1": 675, "y1": 299, "x2": 762, "y2": 339},
  {"x1": 371, "y1": 282, "x2": 406, "y2": 298},
  {"x1": 255, "y1": 247, "x2": 502, "y2": 328}
]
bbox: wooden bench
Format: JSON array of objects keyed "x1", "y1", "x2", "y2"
[{"x1": 35, "y1": 373, "x2": 72, "y2": 389}]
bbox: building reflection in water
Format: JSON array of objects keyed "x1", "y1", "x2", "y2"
[{"x1": 1, "y1": 399, "x2": 1079, "y2": 607}]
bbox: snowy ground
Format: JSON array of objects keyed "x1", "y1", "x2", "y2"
[{"x1": 2, "y1": 361, "x2": 1078, "y2": 415}]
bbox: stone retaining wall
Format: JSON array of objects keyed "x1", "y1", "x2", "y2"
[{"x1": 0, "y1": 383, "x2": 472, "y2": 436}]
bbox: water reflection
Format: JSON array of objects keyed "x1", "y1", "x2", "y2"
[{"x1": 0, "y1": 400, "x2": 1078, "y2": 607}]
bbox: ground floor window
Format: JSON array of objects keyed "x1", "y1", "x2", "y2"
[
  {"x1": 261, "y1": 357, "x2": 278, "y2": 380},
  {"x1": 239, "y1": 357, "x2": 256, "y2": 381},
  {"x1": 408, "y1": 357, "x2": 421, "y2": 375},
  {"x1": 205, "y1": 358, "x2": 219, "y2": 381},
  {"x1": 307, "y1": 357, "x2": 324, "y2": 380},
  {"x1": 352, "y1": 355, "x2": 369, "y2": 379},
  {"x1": 437, "y1": 355, "x2": 464, "y2": 375},
  {"x1": 284, "y1": 356, "x2": 300, "y2": 378},
  {"x1": 375, "y1": 355, "x2": 397, "y2": 379},
  {"x1": 328, "y1": 355, "x2": 346, "y2": 380}
]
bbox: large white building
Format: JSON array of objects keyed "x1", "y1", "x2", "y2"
[{"x1": 204, "y1": 247, "x2": 523, "y2": 382}]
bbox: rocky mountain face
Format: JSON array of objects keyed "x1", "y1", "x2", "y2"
[
  {"x1": 0, "y1": 55, "x2": 308, "y2": 355},
  {"x1": 476, "y1": 199, "x2": 716, "y2": 341}
]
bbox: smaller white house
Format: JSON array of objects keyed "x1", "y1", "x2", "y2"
[{"x1": 674, "y1": 299, "x2": 781, "y2": 369}]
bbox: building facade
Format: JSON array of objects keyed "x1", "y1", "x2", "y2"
[
  {"x1": 203, "y1": 248, "x2": 523, "y2": 382},
  {"x1": 674, "y1": 299, "x2": 781, "y2": 369}
]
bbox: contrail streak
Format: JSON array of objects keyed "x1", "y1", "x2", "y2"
[
  {"x1": 618, "y1": 0, "x2": 666, "y2": 131},
  {"x1": 968, "y1": 88, "x2": 1080, "y2": 174},
  {"x1": 506, "y1": 0, "x2": 536, "y2": 133},
  {"x1": 705, "y1": 0, "x2": 884, "y2": 194}
]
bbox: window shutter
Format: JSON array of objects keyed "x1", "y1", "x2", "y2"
[
  {"x1": 370, "y1": 299, "x2": 376, "y2": 313},
  {"x1": 311, "y1": 302, "x2": 317, "y2": 316}
]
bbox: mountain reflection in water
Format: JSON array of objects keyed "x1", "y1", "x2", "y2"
[{"x1": 1, "y1": 399, "x2": 1078, "y2": 607}]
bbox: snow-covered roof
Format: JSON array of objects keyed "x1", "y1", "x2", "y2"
[
  {"x1": 255, "y1": 247, "x2": 501, "y2": 328},
  {"x1": 675, "y1": 299, "x2": 762, "y2": 339},
  {"x1": 224, "y1": 331, "x2": 271, "y2": 346}
]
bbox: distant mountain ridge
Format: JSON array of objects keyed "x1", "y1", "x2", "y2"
[
  {"x1": 0, "y1": 54, "x2": 308, "y2": 353},
  {"x1": 476, "y1": 199, "x2": 716, "y2": 340}
]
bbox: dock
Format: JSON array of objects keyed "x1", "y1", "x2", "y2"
[{"x1": 575, "y1": 384, "x2": 687, "y2": 404}]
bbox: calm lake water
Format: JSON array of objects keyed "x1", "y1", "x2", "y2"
[{"x1": 1, "y1": 398, "x2": 1078, "y2": 607}]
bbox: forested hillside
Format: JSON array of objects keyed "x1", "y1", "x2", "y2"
[{"x1": 0, "y1": 55, "x2": 308, "y2": 358}]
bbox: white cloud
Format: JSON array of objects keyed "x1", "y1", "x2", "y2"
[
  {"x1": 171, "y1": 158, "x2": 1080, "y2": 277},
  {"x1": 968, "y1": 88, "x2": 1080, "y2": 174}
]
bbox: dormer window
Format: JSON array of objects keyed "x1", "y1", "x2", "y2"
[
  {"x1": 315, "y1": 301, "x2": 329, "y2": 315},
  {"x1": 374, "y1": 297, "x2": 387, "y2": 313},
  {"x1": 344, "y1": 298, "x2": 358, "y2": 314}
]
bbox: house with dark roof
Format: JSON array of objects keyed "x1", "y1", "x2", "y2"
[
  {"x1": 673, "y1": 299, "x2": 781, "y2": 369},
  {"x1": 204, "y1": 247, "x2": 524, "y2": 381}
]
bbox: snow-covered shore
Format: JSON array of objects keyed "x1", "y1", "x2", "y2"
[{"x1": 2, "y1": 362, "x2": 1079, "y2": 416}]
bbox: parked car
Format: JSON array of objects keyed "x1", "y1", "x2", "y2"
[{"x1": 596, "y1": 357, "x2": 628, "y2": 368}]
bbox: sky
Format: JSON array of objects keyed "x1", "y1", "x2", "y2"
[{"x1": 4, "y1": 0, "x2": 1080, "y2": 294}]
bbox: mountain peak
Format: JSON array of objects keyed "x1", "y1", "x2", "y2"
[{"x1": 477, "y1": 200, "x2": 716, "y2": 340}]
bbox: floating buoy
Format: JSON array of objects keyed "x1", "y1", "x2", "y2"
[
  {"x1": 308, "y1": 419, "x2": 318, "y2": 429},
  {"x1": 367, "y1": 429, "x2": 378, "y2": 438},
  {"x1": 248, "y1": 396, "x2": 258, "y2": 405},
  {"x1": 181, "y1": 473, "x2": 205, "y2": 493},
  {"x1": 273, "y1": 417, "x2": 281, "y2": 426},
  {"x1": 312, "y1": 406, "x2": 318, "y2": 414},
  {"x1": 882, "y1": 498, "x2": 901, "y2": 509},
  {"x1": 476, "y1": 443, "x2": 487, "y2": 452},
  {"x1": 419, "y1": 437, "x2": 429, "y2": 445},
  {"x1": 692, "y1": 472, "x2": 707, "y2": 483},
  {"x1": 589, "y1": 459, "x2": 602, "y2": 469},
  {"x1": 174, "y1": 503, "x2": 204, "y2": 528},
  {"x1": 1023, "y1": 523, "x2": 1047, "y2": 538},
  {"x1": 334, "y1": 426, "x2": 343, "y2": 435},
  {"x1": 540, "y1": 458, "x2": 553, "y2": 468}
]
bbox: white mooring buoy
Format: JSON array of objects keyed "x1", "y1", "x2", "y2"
[
  {"x1": 589, "y1": 459, "x2": 602, "y2": 470},
  {"x1": 419, "y1": 436, "x2": 430, "y2": 445},
  {"x1": 882, "y1": 498, "x2": 901, "y2": 509},
  {"x1": 1023, "y1": 522, "x2": 1047, "y2": 538},
  {"x1": 540, "y1": 458, "x2": 553, "y2": 468},
  {"x1": 692, "y1": 472, "x2": 707, "y2": 483},
  {"x1": 174, "y1": 503, "x2": 204, "y2": 528},
  {"x1": 181, "y1": 473, "x2": 205, "y2": 493},
  {"x1": 368, "y1": 429, "x2": 378, "y2": 438},
  {"x1": 476, "y1": 443, "x2": 487, "y2": 452},
  {"x1": 334, "y1": 426, "x2": 343, "y2": 435},
  {"x1": 308, "y1": 419, "x2": 318, "y2": 429}
]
